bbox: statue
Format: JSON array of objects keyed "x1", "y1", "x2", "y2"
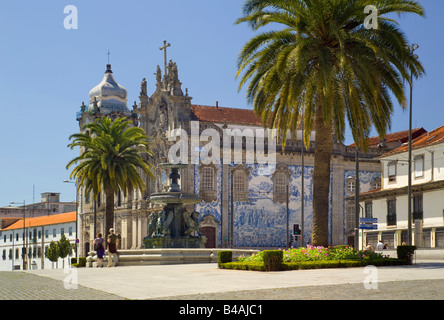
[
  {"x1": 140, "y1": 78, "x2": 147, "y2": 96},
  {"x1": 183, "y1": 211, "x2": 201, "y2": 238},
  {"x1": 80, "y1": 101, "x2": 87, "y2": 113},
  {"x1": 155, "y1": 65, "x2": 162, "y2": 88}
]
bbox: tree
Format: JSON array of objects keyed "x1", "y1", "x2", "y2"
[
  {"x1": 236, "y1": 0, "x2": 425, "y2": 246},
  {"x1": 58, "y1": 234, "x2": 72, "y2": 268},
  {"x1": 66, "y1": 117, "x2": 154, "y2": 240},
  {"x1": 46, "y1": 241, "x2": 59, "y2": 268}
]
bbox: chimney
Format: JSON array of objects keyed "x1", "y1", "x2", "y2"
[{"x1": 216, "y1": 101, "x2": 219, "y2": 109}]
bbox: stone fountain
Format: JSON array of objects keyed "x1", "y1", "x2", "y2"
[{"x1": 143, "y1": 163, "x2": 206, "y2": 248}]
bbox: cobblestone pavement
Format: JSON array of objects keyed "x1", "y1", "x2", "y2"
[
  {"x1": 0, "y1": 272, "x2": 125, "y2": 300},
  {"x1": 157, "y1": 279, "x2": 444, "y2": 300},
  {"x1": 1, "y1": 270, "x2": 443, "y2": 300}
]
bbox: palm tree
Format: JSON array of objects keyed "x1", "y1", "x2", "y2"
[
  {"x1": 67, "y1": 117, "x2": 154, "y2": 239},
  {"x1": 236, "y1": 0, "x2": 425, "y2": 246}
]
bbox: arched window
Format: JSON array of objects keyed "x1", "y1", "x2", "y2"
[
  {"x1": 272, "y1": 165, "x2": 290, "y2": 203},
  {"x1": 231, "y1": 164, "x2": 250, "y2": 202},
  {"x1": 199, "y1": 164, "x2": 218, "y2": 202},
  {"x1": 201, "y1": 167, "x2": 214, "y2": 191}
]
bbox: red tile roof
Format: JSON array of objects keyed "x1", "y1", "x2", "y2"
[
  {"x1": 1, "y1": 211, "x2": 76, "y2": 231},
  {"x1": 382, "y1": 125, "x2": 444, "y2": 157},
  {"x1": 190, "y1": 104, "x2": 264, "y2": 126},
  {"x1": 349, "y1": 127, "x2": 427, "y2": 147}
]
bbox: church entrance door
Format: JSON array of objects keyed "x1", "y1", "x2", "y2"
[{"x1": 202, "y1": 226, "x2": 216, "y2": 248}]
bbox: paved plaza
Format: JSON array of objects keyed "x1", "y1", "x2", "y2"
[{"x1": 0, "y1": 260, "x2": 442, "y2": 301}]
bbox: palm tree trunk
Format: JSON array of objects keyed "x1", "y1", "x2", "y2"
[
  {"x1": 312, "y1": 107, "x2": 333, "y2": 247},
  {"x1": 104, "y1": 186, "x2": 115, "y2": 241}
]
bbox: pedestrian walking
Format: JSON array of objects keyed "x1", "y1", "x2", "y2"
[
  {"x1": 93, "y1": 233, "x2": 105, "y2": 268},
  {"x1": 107, "y1": 228, "x2": 119, "y2": 267}
]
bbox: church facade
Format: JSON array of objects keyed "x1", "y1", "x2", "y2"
[{"x1": 75, "y1": 55, "x2": 389, "y2": 256}]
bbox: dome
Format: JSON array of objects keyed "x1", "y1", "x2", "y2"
[{"x1": 88, "y1": 64, "x2": 130, "y2": 114}]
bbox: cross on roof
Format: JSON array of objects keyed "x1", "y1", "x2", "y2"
[{"x1": 159, "y1": 40, "x2": 171, "y2": 78}]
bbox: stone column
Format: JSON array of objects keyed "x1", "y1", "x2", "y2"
[
  {"x1": 120, "y1": 212, "x2": 132, "y2": 249},
  {"x1": 221, "y1": 163, "x2": 229, "y2": 248},
  {"x1": 331, "y1": 164, "x2": 345, "y2": 245},
  {"x1": 137, "y1": 213, "x2": 148, "y2": 249},
  {"x1": 131, "y1": 213, "x2": 138, "y2": 249}
]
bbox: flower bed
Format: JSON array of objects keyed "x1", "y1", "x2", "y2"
[{"x1": 218, "y1": 245, "x2": 405, "y2": 271}]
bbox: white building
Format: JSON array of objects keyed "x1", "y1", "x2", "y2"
[
  {"x1": 0, "y1": 211, "x2": 77, "y2": 271},
  {"x1": 358, "y1": 125, "x2": 444, "y2": 249},
  {"x1": 1, "y1": 192, "x2": 77, "y2": 220}
]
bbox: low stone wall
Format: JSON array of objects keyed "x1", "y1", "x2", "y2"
[
  {"x1": 376, "y1": 248, "x2": 444, "y2": 260},
  {"x1": 86, "y1": 248, "x2": 259, "y2": 267}
]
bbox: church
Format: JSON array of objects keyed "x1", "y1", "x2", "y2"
[{"x1": 75, "y1": 48, "x2": 392, "y2": 256}]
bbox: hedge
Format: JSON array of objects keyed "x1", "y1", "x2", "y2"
[
  {"x1": 217, "y1": 250, "x2": 233, "y2": 266},
  {"x1": 71, "y1": 257, "x2": 87, "y2": 268},
  {"x1": 262, "y1": 250, "x2": 283, "y2": 271},
  {"x1": 396, "y1": 245, "x2": 416, "y2": 265},
  {"x1": 218, "y1": 249, "x2": 406, "y2": 272},
  {"x1": 219, "y1": 257, "x2": 405, "y2": 272}
]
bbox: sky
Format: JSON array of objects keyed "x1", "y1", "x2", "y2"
[{"x1": 0, "y1": 0, "x2": 443, "y2": 206}]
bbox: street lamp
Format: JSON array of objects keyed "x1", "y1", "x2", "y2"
[
  {"x1": 407, "y1": 43, "x2": 419, "y2": 246},
  {"x1": 10, "y1": 201, "x2": 26, "y2": 270},
  {"x1": 63, "y1": 180, "x2": 79, "y2": 261}
]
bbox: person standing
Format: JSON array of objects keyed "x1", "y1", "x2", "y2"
[
  {"x1": 376, "y1": 239, "x2": 384, "y2": 251},
  {"x1": 93, "y1": 233, "x2": 105, "y2": 267},
  {"x1": 107, "y1": 228, "x2": 119, "y2": 267}
]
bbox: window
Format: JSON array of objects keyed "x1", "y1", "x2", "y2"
[
  {"x1": 387, "y1": 199, "x2": 396, "y2": 226},
  {"x1": 53, "y1": 229, "x2": 57, "y2": 237},
  {"x1": 274, "y1": 172, "x2": 288, "y2": 202},
  {"x1": 388, "y1": 162, "x2": 396, "y2": 182},
  {"x1": 347, "y1": 179, "x2": 356, "y2": 193},
  {"x1": 371, "y1": 178, "x2": 381, "y2": 190},
  {"x1": 365, "y1": 202, "x2": 373, "y2": 218},
  {"x1": 201, "y1": 167, "x2": 215, "y2": 191},
  {"x1": 69, "y1": 227, "x2": 73, "y2": 236},
  {"x1": 272, "y1": 165, "x2": 290, "y2": 203},
  {"x1": 199, "y1": 164, "x2": 218, "y2": 202},
  {"x1": 231, "y1": 164, "x2": 250, "y2": 202},
  {"x1": 61, "y1": 228, "x2": 65, "y2": 236},
  {"x1": 414, "y1": 155, "x2": 424, "y2": 178},
  {"x1": 45, "y1": 230, "x2": 49, "y2": 238},
  {"x1": 413, "y1": 194, "x2": 423, "y2": 220},
  {"x1": 234, "y1": 171, "x2": 245, "y2": 192}
]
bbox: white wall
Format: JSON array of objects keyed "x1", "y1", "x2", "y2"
[{"x1": 0, "y1": 221, "x2": 76, "y2": 271}]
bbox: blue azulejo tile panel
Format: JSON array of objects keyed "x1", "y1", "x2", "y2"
[{"x1": 194, "y1": 163, "x2": 222, "y2": 246}]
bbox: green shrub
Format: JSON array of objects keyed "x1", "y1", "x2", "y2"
[
  {"x1": 396, "y1": 245, "x2": 416, "y2": 264},
  {"x1": 71, "y1": 257, "x2": 87, "y2": 268},
  {"x1": 219, "y1": 262, "x2": 265, "y2": 272},
  {"x1": 219, "y1": 258, "x2": 406, "y2": 272},
  {"x1": 217, "y1": 251, "x2": 233, "y2": 266},
  {"x1": 262, "y1": 250, "x2": 283, "y2": 271}
]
